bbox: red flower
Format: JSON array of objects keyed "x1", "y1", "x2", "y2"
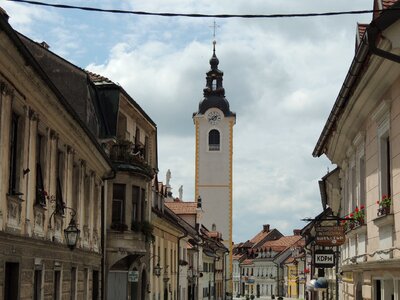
[
  {"x1": 350, "y1": 213, "x2": 354, "y2": 218},
  {"x1": 377, "y1": 200, "x2": 380, "y2": 205},
  {"x1": 345, "y1": 216, "x2": 350, "y2": 219},
  {"x1": 360, "y1": 205, "x2": 365, "y2": 210},
  {"x1": 382, "y1": 194, "x2": 387, "y2": 200},
  {"x1": 355, "y1": 207, "x2": 359, "y2": 212}
]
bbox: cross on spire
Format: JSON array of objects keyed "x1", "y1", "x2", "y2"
[{"x1": 210, "y1": 19, "x2": 220, "y2": 40}]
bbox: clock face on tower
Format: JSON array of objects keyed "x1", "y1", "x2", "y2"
[{"x1": 207, "y1": 111, "x2": 221, "y2": 125}]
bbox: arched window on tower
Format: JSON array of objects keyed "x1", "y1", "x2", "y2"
[
  {"x1": 208, "y1": 130, "x2": 220, "y2": 151},
  {"x1": 211, "y1": 79, "x2": 217, "y2": 90}
]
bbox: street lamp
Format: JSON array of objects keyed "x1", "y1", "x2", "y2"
[
  {"x1": 64, "y1": 215, "x2": 80, "y2": 250},
  {"x1": 150, "y1": 255, "x2": 162, "y2": 277}
]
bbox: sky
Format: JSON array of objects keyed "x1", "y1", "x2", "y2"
[{"x1": 1, "y1": 0, "x2": 374, "y2": 242}]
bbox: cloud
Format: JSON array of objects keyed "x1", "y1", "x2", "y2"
[{"x1": 9, "y1": 0, "x2": 373, "y2": 242}]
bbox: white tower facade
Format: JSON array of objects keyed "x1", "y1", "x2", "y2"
[{"x1": 193, "y1": 42, "x2": 236, "y2": 291}]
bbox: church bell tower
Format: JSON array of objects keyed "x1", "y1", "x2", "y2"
[{"x1": 193, "y1": 40, "x2": 236, "y2": 277}]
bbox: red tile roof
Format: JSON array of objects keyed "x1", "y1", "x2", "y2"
[
  {"x1": 86, "y1": 70, "x2": 114, "y2": 84},
  {"x1": 258, "y1": 235, "x2": 303, "y2": 253},
  {"x1": 382, "y1": 0, "x2": 398, "y2": 9},
  {"x1": 357, "y1": 23, "x2": 367, "y2": 42},
  {"x1": 250, "y1": 228, "x2": 272, "y2": 245},
  {"x1": 165, "y1": 201, "x2": 197, "y2": 214}
]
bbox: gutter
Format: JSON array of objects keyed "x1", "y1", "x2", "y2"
[
  {"x1": 177, "y1": 230, "x2": 188, "y2": 300},
  {"x1": 100, "y1": 170, "x2": 116, "y2": 300}
]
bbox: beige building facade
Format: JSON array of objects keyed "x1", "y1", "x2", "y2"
[
  {"x1": 314, "y1": 1, "x2": 400, "y2": 299},
  {"x1": 0, "y1": 9, "x2": 112, "y2": 300}
]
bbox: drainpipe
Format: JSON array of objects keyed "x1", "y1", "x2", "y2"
[
  {"x1": 100, "y1": 170, "x2": 116, "y2": 300},
  {"x1": 177, "y1": 230, "x2": 188, "y2": 300}
]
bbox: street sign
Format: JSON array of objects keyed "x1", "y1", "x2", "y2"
[
  {"x1": 315, "y1": 225, "x2": 345, "y2": 246},
  {"x1": 314, "y1": 250, "x2": 335, "y2": 268},
  {"x1": 128, "y1": 271, "x2": 139, "y2": 282}
]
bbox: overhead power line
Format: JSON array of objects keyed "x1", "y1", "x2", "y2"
[{"x1": 5, "y1": 0, "x2": 398, "y2": 19}]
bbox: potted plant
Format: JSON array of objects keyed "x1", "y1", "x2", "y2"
[
  {"x1": 377, "y1": 194, "x2": 391, "y2": 216},
  {"x1": 353, "y1": 205, "x2": 365, "y2": 226}
]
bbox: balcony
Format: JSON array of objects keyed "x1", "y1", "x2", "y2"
[
  {"x1": 107, "y1": 225, "x2": 147, "y2": 254},
  {"x1": 109, "y1": 141, "x2": 154, "y2": 179}
]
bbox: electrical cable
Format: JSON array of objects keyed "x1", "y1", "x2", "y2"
[{"x1": 4, "y1": 0, "x2": 399, "y2": 19}]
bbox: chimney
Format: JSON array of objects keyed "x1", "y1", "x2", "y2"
[
  {"x1": 39, "y1": 41, "x2": 50, "y2": 50},
  {"x1": 263, "y1": 224, "x2": 270, "y2": 232},
  {"x1": 293, "y1": 229, "x2": 301, "y2": 236},
  {"x1": 0, "y1": 7, "x2": 9, "y2": 22}
]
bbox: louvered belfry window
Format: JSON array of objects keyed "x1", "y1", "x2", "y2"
[{"x1": 208, "y1": 129, "x2": 220, "y2": 151}]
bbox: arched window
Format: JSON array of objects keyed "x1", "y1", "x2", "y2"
[
  {"x1": 208, "y1": 130, "x2": 220, "y2": 151},
  {"x1": 211, "y1": 79, "x2": 217, "y2": 90}
]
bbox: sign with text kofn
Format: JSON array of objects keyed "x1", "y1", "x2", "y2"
[
  {"x1": 315, "y1": 225, "x2": 345, "y2": 246},
  {"x1": 314, "y1": 250, "x2": 336, "y2": 268}
]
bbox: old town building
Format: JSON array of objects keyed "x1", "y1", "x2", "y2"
[
  {"x1": 232, "y1": 224, "x2": 305, "y2": 298},
  {"x1": 313, "y1": 1, "x2": 400, "y2": 299},
  {"x1": 0, "y1": 8, "x2": 112, "y2": 299},
  {"x1": 87, "y1": 71, "x2": 157, "y2": 300}
]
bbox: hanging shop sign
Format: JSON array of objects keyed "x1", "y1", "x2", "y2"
[
  {"x1": 315, "y1": 225, "x2": 345, "y2": 246},
  {"x1": 314, "y1": 250, "x2": 335, "y2": 268}
]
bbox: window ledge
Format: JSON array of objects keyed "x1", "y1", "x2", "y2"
[
  {"x1": 373, "y1": 213, "x2": 394, "y2": 228},
  {"x1": 347, "y1": 224, "x2": 367, "y2": 237}
]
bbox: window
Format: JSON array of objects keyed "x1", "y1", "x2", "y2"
[
  {"x1": 208, "y1": 129, "x2": 220, "y2": 151},
  {"x1": 132, "y1": 186, "x2": 141, "y2": 224},
  {"x1": 141, "y1": 188, "x2": 146, "y2": 221},
  {"x1": 56, "y1": 151, "x2": 65, "y2": 215},
  {"x1": 34, "y1": 269, "x2": 42, "y2": 300},
  {"x1": 72, "y1": 164, "x2": 79, "y2": 215},
  {"x1": 212, "y1": 79, "x2": 217, "y2": 90},
  {"x1": 9, "y1": 112, "x2": 21, "y2": 194},
  {"x1": 54, "y1": 270, "x2": 61, "y2": 300},
  {"x1": 379, "y1": 136, "x2": 391, "y2": 198},
  {"x1": 351, "y1": 165, "x2": 356, "y2": 211},
  {"x1": 135, "y1": 127, "x2": 140, "y2": 146},
  {"x1": 92, "y1": 270, "x2": 99, "y2": 300},
  {"x1": 83, "y1": 268, "x2": 89, "y2": 300},
  {"x1": 359, "y1": 156, "x2": 366, "y2": 208},
  {"x1": 4, "y1": 262, "x2": 19, "y2": 300},
  {"x1": 112, "y1": 184, "x2": 126, "y2": 224},
  {"x1": 35, "y1": 134, "x2": 46, "y2": 206},
  {"x1": 71, "y1": 267, "x2": 77, "y2": 300},
  {"x1": 83, "y1": 175, "x2": 90, "y2": 225}
]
